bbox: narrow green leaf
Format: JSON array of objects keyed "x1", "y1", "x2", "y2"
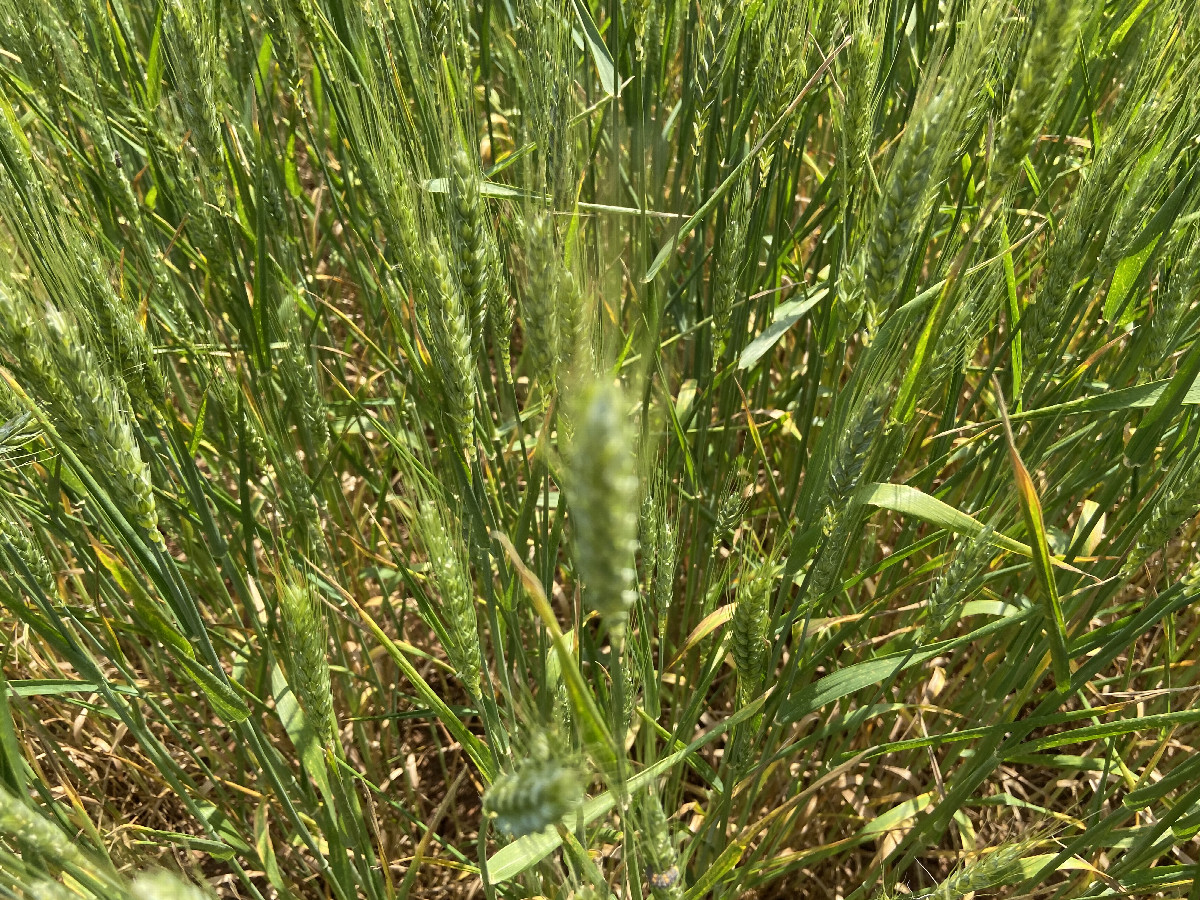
[
  {"x1": 570, "y1": 0, "x2": 615, "y2": 95},
  {"x1": 128, "y1": 826, "x2": 235, "y2": 860},
  {"x1": 0, "y1": 668, "x2": 26, "y2": 795},
  {"x1": 737, "y1": 290, "x2": 826, "y2": 370},
  {"x1": 176, "y1": 655, "x2": 251, "y2": 724},
  {"x1": 780, "y1": 608, "x2": 1035, "y2": 723},
  {"x1": 858, "y1": 792, "x2": 935, "y2": 837},
  {"x1": 1020, "y1": 707, "x2": 1200, "y2": 754},
  {"x1": 1123, "y1": 751, "x2": 1200, "y2": 809},
  {"x1": 862, "y1": 483, "x2": 1029, "y2": 556},
  {"x1": 5, "y1": 679, "x2": 139, "y2": 698},
  {"x1": 1000, "y1": 219, "x2": 1023, "y2": 408},
  {"x1": 996, "y1": 388, "x2": 1070, "y2": 690},
  {"x1": 1104, "y1": 237, "x2": 1158, "y2": 323},
  {"x1": 187, "y1": 390, "x2": 209, "y2": 458}
]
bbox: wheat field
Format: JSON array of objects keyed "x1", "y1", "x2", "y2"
[{"x1": 0, "y1": 0, "x2": 1199, "y2": 898}]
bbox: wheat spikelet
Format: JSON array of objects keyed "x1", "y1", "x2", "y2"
[
  {"x1": 556, "y1": 265, "x2": 587, "y2": 374},
  {"x1": 277, "y1": 287, "x2": 329, "y2": 451},
  {"x1": 731, "y1": 564, "x2": 771, "y2": 707},
  {"x1": 1124, "y1": 453, "x2": 1200, "y2": 574},
  {"x1": 0, "y1": 512, "x2": 55, "y2": 599},
  {"x1": 423, "y1": 240, "x2": 476, "y2": 448},
  {"x1": 711, "y1": 178, "x2": 751, "y2": 360},
  {"x1": 0, "y1": 1, "x2": 64, "y2": 110},
  {"x1": 804, "y1": 394, "x2": 886, "y2": 603},
  {"x1": 756, "y1": 1, "x2": 811, "y2": 123},
  {"x1": 1028, "y1": 65, "x2": 1165, "y2": 357},
  {"x1": 854, "y1": 0, "x2": 998, "y2": 335},
  {"x1": 567, "y1": 378, "x2": 639, "y2": 640},
  {"x1": 519, "y1": 0, "x2": 578, "y2": 205},
  {"x1": 640, "y1": 466, "x2": 677, "y2": 615},
  {"x1": 416, "y1": 499, "x2": 483, "y2": 699},
  {"x1": 486, "y1": 237, "x2": 515, "y2": 375},
  {"x1": 654, "y1": 519, "x2": 678, "y2": 617},
  {"x1": 260, "y1": 0, "x2": 302, "y2": 94},
  {"x1": 991, "y1": 0, "x2": 1085, "y2": 187},
  {"x1": 931, "y1": 260, "x2": 1000, "y2": 387},
  {"x1": 277, "y1": 574, "x2": 335, "y2": 745},
  {"x1": 621, "y1": 638, "x2": 642, "y2": 729},
  {"x1": 522, "y1": 213, "x2": 563, "y2": 391},
  {"x1": 0, "y1": 115, "x2": 162, "y2": 410},
  {"x1": 833, "y1": 0, "x2": 881, "y2": 193},
  {"x1": 821, "y1": 392, "x2": 883, "y2": 534},
  {"x1": 450, "y1": 149, "x2": 489, "y2": 339},
  {"x1": 42, "y1": 308, "x2": 161, "y2": 543},
  {"x1": 1, "y1": 275, "x2": 159, "y2": 544},
  {"x1": 0, "y1": 787, "x2": 106, "y2": 885},
  {"x1": 709, "y1": 473, "x2": 748, "y2": 560},
  {"x1": 640, "y1": 793, "x2": 683, "y2": 898},
  {"x1": 1098, "y1": 149, "x2": 1171, "y2": 278},
  {"x1": 424, "y1": 0, "x2": 467, "y2": 73},
  {"x1": 691, "y1": 0, "x2": 739, "y2": 161},
  {"x1": 930, "y1": 841, "x2": 1032, "y2": 900},
  {"x1": 859, "y1": 99, "x2": 939, "y2": 332},
  {"x1": 1144, "y1": 229, "x2": 1200, "y2": 375},
  {"x1": 163, "y1": 0, "x2": 224, "y2": 197},
  {"x1": 924, "y1": 525, "x2": 994, "y2": 639},
  {"x1": 483, "y1": 733, "x2": 584, "y2": 837}
]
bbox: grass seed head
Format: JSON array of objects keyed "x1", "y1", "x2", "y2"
[
  {"x1": 522, "y1": 212, "x2": 563, "y2": 391},
  {"x1": 924, "y1": 525, "x2": 995, "y2": 639},
  {"x1": 41, "y1": 308, "x2": 161, "y2": 542},
  {"x1": 0, "y1": 787, "x2": 98, "y2": 878},
  {"x1": 1124, "y1": 452, "x2": 1200, "y2": 575},
  {"x1": 483, "y1": 733, "x2": 584, "y2": 837},
  {"x1": 417, "y1": 499, "x2": 483, "y2": 699},
  {"x1": 992, "y1": 0, "x2": 1087, "y2": 187},
  {"x1": 423, "y1": 239, "x2": 477, "y2": 448},
  {"x1": 711, "y1": 178, "x2": 751, "y2": 360},
  {"x1": 450, "y1": 148, "x2": 489, "y2": 340},
  {"x1": 640, "y1": 793, "x2": 683, "y2": 898},
  {"x1": 278, "y1": 574, "x2": 335, "y2": 746},
  {"x1": 732, "y1": 563, "x2": 772, "y2": 705},
  {"x1": 930, "y1": 840, "x2": 1034, "y2": 900},
  {"x1": 0, "y1": 513, "x2": 55, "y2": 599},
  {"x1": 567, "y1": 378, "x2": 639, "y2": 640}
]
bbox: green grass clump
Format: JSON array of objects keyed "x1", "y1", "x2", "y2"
[{"x1": 0, "y1": 0, "x2": 1198, "y2": 898}]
